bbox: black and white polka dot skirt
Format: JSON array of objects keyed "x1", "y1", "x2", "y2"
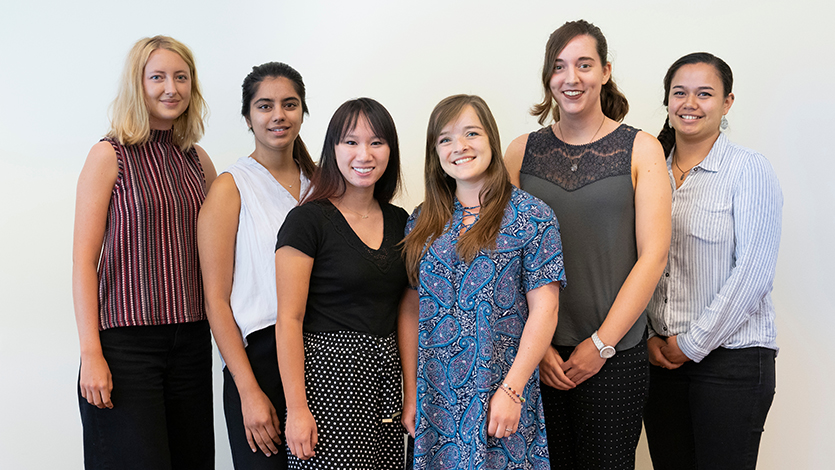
[{"x1": 288, "y1": 331, "x2": 405, "y2": 469}]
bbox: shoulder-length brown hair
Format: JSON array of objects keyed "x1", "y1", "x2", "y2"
[
  {"x1": 402, "y1": 94, "x2": 512, "y2": 286},
  {"x1": 530, "y1": 19, "x2": 629, "y2": 125},
  {"x1": 107, "y1": 35, "x2": 208, "y2": 151}
]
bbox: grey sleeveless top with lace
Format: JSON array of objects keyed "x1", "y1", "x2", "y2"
[{"x1": 520, "y1": 124, "x2": 645, "y2": 350}]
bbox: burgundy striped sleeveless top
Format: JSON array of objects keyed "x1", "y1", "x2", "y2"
[{"x1": 97, "y1": 129, "x2": 207, "y2": 330}]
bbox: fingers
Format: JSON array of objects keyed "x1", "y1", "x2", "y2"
[
  {"x1": 299, "y1": 428, "x2": 317, "y2": 460},
  {"x1": 401, "y1": 405, "x2": 416, "y2": 437},
  {"x1": 549, "y1": 363, "x2": 577, "y2": 390}
]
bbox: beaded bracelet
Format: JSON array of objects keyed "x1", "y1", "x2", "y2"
[
  {"x1": 501, "y1": 383, "x2": 526, "y2": 404},
  {"x1": 498, "y1": 385, "x2": 521, "y2": 404}
]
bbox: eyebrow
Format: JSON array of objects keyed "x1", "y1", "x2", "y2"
[
  {"x1": 147, "y1": 69, "x2": 190, "y2": 75},
  {"x1": 555, "y1": 56, "x2": 596, "y2": 62},
  {"x1": 438, "y1": 124, "x2": 484, "y2": 136},
  {"x1": 672, "y1": 85, "x2": 716, "y2": 90}
]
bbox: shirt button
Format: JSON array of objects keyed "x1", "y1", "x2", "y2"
[
  {"x1": 665, "y1": 272, "x2": 670, "y2": 277},
  {"x1": 664, "y1": 298, "x2": 668, "y2": 303},
  {"x1": 663, "y1": 327, "x2": 668, "y2": 331}
]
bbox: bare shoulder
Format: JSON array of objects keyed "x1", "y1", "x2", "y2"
[
  {"x1": 194, "y1": 144, "x2": 218, "y2": 189},
  {"x1": 504, "y1": 134, "x2": 530, "y2": 186},
  {"x1": 202, "y1": 172, "x2": 241, "y2": 212},
  {"x1": 206, "y1": 172, "x2": 239, "y2": 198},
  {"x1": 505, "y1": 134, "x2": 530, "y2": 162},
  {"x1": 632, "y1": 131, "x2": 665, "y2": 168},
  {"x1": 79, "y1": 141, "x2": 118, "y2": 185},
  {"x1": 87, "y1": 140, "x2": 117, "y2": 164}
]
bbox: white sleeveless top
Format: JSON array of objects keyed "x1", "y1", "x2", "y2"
[{"x1": 225, "y1": 156, "x2": 309, "y2": 349}]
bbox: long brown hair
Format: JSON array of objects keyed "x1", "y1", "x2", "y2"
[
  {"x1": 402, "y1": 95, "x2": 512, "y2": 286},
  {"x1": 530, "y1": 20, "x2": 629, "y2": 125}
]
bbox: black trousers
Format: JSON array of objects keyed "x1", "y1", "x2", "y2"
[
  {"x1": 78, "y1": 321, "x2": 215, "y2": 470},
  {"x1": 222, "y1": 325, "x2": 287, "y2": 469},
  {"x1": 643, "y1": 346, "x2": 776, "y2": 470},
  {"x1": 541, "y1": 339, "x2": 649, "y2": 470}
]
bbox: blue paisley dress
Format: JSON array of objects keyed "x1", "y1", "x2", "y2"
[{"x1": 407, "y1": 187, "x2": 566, "y2": 470}]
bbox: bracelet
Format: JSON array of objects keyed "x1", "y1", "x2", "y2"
[
  {"x1": 498, "y1": 385, "x2": 522, "y2": 404},
  {"x1": 501, "y1": 383, "x2": 526, "y2": 404}
]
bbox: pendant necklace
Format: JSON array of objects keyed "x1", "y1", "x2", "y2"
[
  {"x1": 673, "y1": 153, "x2": 697, "y2": 181},
  {"x1": 558, "y1": 115, "x2": 606, "y2": 172}
]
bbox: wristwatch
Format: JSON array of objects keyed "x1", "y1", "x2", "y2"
[{"x1": 591, "y1": 331, "x2": 616, "y2": 359}]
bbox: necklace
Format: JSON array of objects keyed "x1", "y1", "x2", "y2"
[
  {"x1": 673, "y1": 153, "x2": 697, "y2": 181},
  {"x1": 278, "y1": 171, "x2": 299, "y2": 189},
  {"x1": 337, "y1": 201, "x2": 373, "y2": 219},
  {"x1": 558, "y1": 115, "x2": 606, "y2": 172}
]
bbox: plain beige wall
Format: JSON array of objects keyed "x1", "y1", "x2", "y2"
[{"x1": 1, "y1": 1, "x2": 832, "y2": 468}]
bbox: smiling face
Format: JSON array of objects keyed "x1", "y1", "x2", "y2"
[
  {"x1": 335, "y1": 114, "x2": 390, "y2": 192},
  {"x1": 142, "y1": 48, "x2": 192, "y2": 130},
  {"x1": 437, "y1": 105, "x2": 492, "y2": 191},
  {"x1": 667, "y1": 62, "x2": 734, "y2": 143},
  {"x1": 245, "y1": 76, "x2": 303, "y2": 154},
  {"x1": 549, "y1": 34, "x2": 611, "y2": 118}
]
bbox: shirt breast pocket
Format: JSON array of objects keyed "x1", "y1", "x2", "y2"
[{"x1": 688, "y1": 200, "x2": 733, "y2": 244}]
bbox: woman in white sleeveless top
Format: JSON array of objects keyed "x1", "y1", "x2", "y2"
[{"x1": 198, "y1": 62, "x2": 316, "y2": 470}]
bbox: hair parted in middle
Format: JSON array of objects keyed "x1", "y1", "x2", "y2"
[
  {"x1": 107, "y1": 35, "x2": 208, "y2": 151},
  {"x1": 530, "y1": 19, "x2": 629, "y2": 126},
  {"x1": 301, "y1": 97, "x2": 401, "y2": 205},
  {"x1": 241, "y1": 61, "x2": 316, "y2": 180},
  {"x1": 402, "y1": 94, "x2": 512, "y2": 286},
  {"x1": 657, "y1": 52, "x2": 734, "y2": 158}
]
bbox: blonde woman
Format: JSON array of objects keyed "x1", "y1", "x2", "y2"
[{"x1": 73, "y1": 36, "x2": 216, "y2": 469}]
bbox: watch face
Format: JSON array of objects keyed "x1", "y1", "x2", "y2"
[{"x1": 601, "y1": 346, "x2": 616, "y2": 359}]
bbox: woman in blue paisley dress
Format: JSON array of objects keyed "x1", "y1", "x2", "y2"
[{"x1": 400, "y1": 94, "x2": 566, "y2": 470}]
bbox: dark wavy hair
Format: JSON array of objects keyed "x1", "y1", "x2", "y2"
[
  {"x1": 241, "y1": 62, "x2": 315, "y2": 179},
  {"x1": 302, "y1": 98, "x2": 401, "y2": 204},
  {"x1": 531, "y1": 19, "x2": 629, "y2": 125},
  {"x1": 657, "y1": 52, "x2": 734, "y2": 157}
]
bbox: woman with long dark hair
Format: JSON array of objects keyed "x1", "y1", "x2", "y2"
[
  {"x1": 73, "y1": 36, "x2": 216, "y2": 469},
  {"x1": 401, "y1": 94, "x2": 566, "y2": 469},
  {"x1": 505, "y1": 19, "x2": 672, "y2": 469},
  {"x1": 643, "y1": 52, "x2": 781, "y2": 470},
  {"x1": 275, "y1": 98, "x2": 408, "y2": 468},
  {"x1": 199, "y1": 62, "x2": 316, "y2": 469}
]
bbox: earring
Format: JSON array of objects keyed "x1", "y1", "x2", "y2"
[{"x1": 720, "y1": 115, "x2": 729, "y2": 130}]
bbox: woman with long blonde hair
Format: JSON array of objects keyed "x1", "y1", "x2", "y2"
[{"x1": 73, "y1": 36, "x2": 216, "y2": 469}]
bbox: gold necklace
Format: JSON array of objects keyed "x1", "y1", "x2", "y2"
[
  {"x1": 336, "y1": 201, "x2": 373, "y2": 219},
  {"x1": 558, "y1": 115, "x2": 606, "y2": 172}
]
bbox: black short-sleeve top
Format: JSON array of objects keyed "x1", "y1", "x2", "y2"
[{"x1": 276, "y1": 199, "x2": 409, "y2": 337}]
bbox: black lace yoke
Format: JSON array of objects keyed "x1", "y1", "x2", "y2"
[{"x1": 520, "y1": 124, "x2": 638, "y2": 191}]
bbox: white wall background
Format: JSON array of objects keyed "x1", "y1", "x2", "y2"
[{"x1": 1, "y1": 0, "x2": 832, "y2": 468}]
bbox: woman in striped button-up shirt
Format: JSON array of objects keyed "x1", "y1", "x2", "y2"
[{"x1": 643, "y1": 52, "x2": 783, "y2": 470}]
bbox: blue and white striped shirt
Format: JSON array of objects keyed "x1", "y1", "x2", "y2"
[{"x1": 647, "y1": 133, "x2": 782, "y2": 363}]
